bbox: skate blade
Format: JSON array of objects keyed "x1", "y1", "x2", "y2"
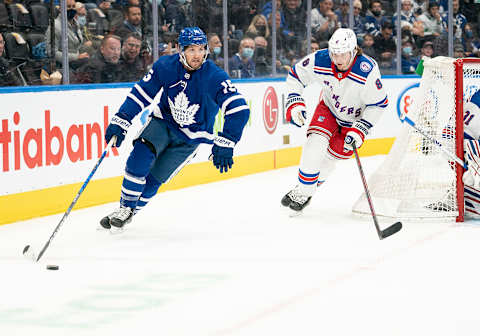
[
  {"x1": 288, "y1": 210, "x2": 304, "y2": 218},
  {"x1": 109, "y1": 226, "x2": 125, "y2": 235}
]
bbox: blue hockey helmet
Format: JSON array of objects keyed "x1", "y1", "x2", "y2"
[
  {"x1": 178, "y1": 27, "x2": 208, "y2": 50},
  {"x1": 178, "y1": 27, "x2": 209, "y2": 70}
]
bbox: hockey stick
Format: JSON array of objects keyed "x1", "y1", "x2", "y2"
[
  {"x1": 401, "y1": 114, "x2": 467, "y2": 169},
  {"x1": 23, "y1": 136, "x2": 116, "y2": 262},
  {"x1": 352, "y1": 143, "x2": 402, "y2": 240}
]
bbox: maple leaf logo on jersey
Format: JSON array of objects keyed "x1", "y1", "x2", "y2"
[{"x1": 168, "y1": 91, "x2": 199, "y2": 127}]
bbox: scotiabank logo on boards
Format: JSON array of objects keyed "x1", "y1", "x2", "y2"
[
  {"x1": 0, "y1": 106, "x2": 118, "y2": 172},
  {"x1": 263, "y1": 86, "x2": 279, "y2": 134}
]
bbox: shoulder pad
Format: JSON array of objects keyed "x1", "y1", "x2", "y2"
[{"x1": 351, "y1": 54, "x2": 377, "y2": 77}]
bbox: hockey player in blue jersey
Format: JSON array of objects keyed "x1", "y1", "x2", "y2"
[{"x1": 100, "y1": 27, "x2": 250, "y2": 231}]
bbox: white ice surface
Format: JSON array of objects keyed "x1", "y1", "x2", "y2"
[{"x1": 1, "y1": 155, "x2": 480, "y2": 336}]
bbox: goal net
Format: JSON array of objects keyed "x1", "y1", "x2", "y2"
[{"x1": 352, "y1": 57, "x2": 480, "y2": 222}]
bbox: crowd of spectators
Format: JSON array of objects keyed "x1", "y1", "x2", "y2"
[{"x1": 0, "y1": 0, "x2": 479, "y2": 87}]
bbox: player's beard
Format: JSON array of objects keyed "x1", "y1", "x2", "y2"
[{"x1": 188, "y1": 57, "x2": 202, "y2": 70}]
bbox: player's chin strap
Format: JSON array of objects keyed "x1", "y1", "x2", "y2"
[{"x1": 179, "y1": 46, "x2": 209, "y2": 71}]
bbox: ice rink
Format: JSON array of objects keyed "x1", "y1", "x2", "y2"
[{"x1": 2, "y1": 155, "x2": 480, "y2": 336}]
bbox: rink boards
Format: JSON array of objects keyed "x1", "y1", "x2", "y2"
[{"x1": 0, "y1": 76, "x2": 419, "y2": 225}]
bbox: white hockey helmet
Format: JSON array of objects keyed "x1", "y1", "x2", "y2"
[{"x1": 328, "y1": 28, "x2": 357, "y2": 63}]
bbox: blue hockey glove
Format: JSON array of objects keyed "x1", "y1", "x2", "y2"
[
  {"x1": 105, "y1": 115, "x2": 131, "y2": 147},
  {"x1": 211, "y1": 134, "x2": 235, "y2": 173}
]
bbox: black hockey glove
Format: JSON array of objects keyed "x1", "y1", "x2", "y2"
[
  {"x1": 211, "y1": 133, "x2": 235, "y2": 173},
  {"x1": 105, "y1": 114, "x2": 131, "y2": 147}
]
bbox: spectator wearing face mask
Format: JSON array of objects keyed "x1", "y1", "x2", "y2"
[
  {"x1": 228, "y1": 37, "x2": 256, "y2": 78},
  {"x1": 207, "y1": 33, "x2": 224, "y2": 68},
  {"x1": 463, "y1": 23, "x2": 480, "y2": 58},
  {"x1": 45, "y1": 0, "x2": 90, "y2": 69},
  {"x1": 75, "y1": 2, "x2": 88, "y2": 29},
  {"x1": 364, "y1": 0, "x2": 386, "y2": 37},
  {"x1": 401, "y1": 39, "x2": 419, "y2": 74},
  {"x1": 245, "y1": 14, "x2": 270, "y2": 40},
  {"x1": 253, "y1": 35, "x2": 269, "y2": 76},
  {"x1": 75, "y1": 2, "x2": 97, "y2": 55}
]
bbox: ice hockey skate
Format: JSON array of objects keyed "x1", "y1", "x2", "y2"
[
  {"x1": 281, "y1": 186, "x2": 312, "y2": 215},
  {"x1": 99, "y1": 206, "x2": 134, "y2": 233}
]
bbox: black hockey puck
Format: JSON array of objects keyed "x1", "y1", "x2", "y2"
[{"x1": 46, "y1": 265, "x2": 59, "y2": 270}]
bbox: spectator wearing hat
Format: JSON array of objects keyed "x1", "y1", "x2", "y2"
[
  {"x1": 417, "y1": 1, "x2": 445, "y2": 38},
  {"x1": 420, "y1": 40, "x2": 434, "y2": 58},
  {"x1": 158, "y1": 42, "x2": 174, "y2": 57},
  {"x1": 351, "y1": 0, "x2": 366, "y2": 41},
  {"x1": 453, "y1": 41, "x2": 465, "y2": 58}
]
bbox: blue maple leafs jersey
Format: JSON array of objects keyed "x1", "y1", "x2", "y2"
[{"x1": 116, "y1": 54, "x2": 250, "y2": 144}]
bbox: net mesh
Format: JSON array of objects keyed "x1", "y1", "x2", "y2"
[{"x1": 352, "y1": 57, "x2": 480, "y2": 221}]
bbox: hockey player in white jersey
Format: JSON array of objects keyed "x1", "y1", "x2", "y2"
[
  {"x1": 281, "y1": 28, "x2": 388, "y2": 212},
  {"x1": 100, "y1": 27, "x2": 250, "y2": 231},
  {"x1": 460, "y1": 89, "x2": 480, "y2": 218}
]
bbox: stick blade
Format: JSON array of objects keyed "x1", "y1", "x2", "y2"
[
  {"x1": 380, "y1": 222, "x2": 402, "y2": 239},
  {"x1": 22, "y1": 245, "x2": 37, "y2": 262}
]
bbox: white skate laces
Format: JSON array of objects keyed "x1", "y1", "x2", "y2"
[
  {"x1": 288, "y1": 187, "x2": 310, "y2": 205},
  {"x1": 112, "y1": 206, "x2": 133, "y2": 222}
]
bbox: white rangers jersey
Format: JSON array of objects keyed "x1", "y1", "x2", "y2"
[
  {"x1": 464, "y1": 90, "x2": 480, "y2": 140},
  {"x1": 286, "y1": 48, "x2": 388, "y2": 134}
]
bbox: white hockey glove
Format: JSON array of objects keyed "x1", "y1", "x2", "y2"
[
  {"x1": 286, "y1": 93, "x2": 307, "y2": 127},
  {"x1": 344, "y1": 128, "x2": 365, "y2": 151},
  {"x1": 463, "y1": 139, "x2": 480, "y2": 188}
]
